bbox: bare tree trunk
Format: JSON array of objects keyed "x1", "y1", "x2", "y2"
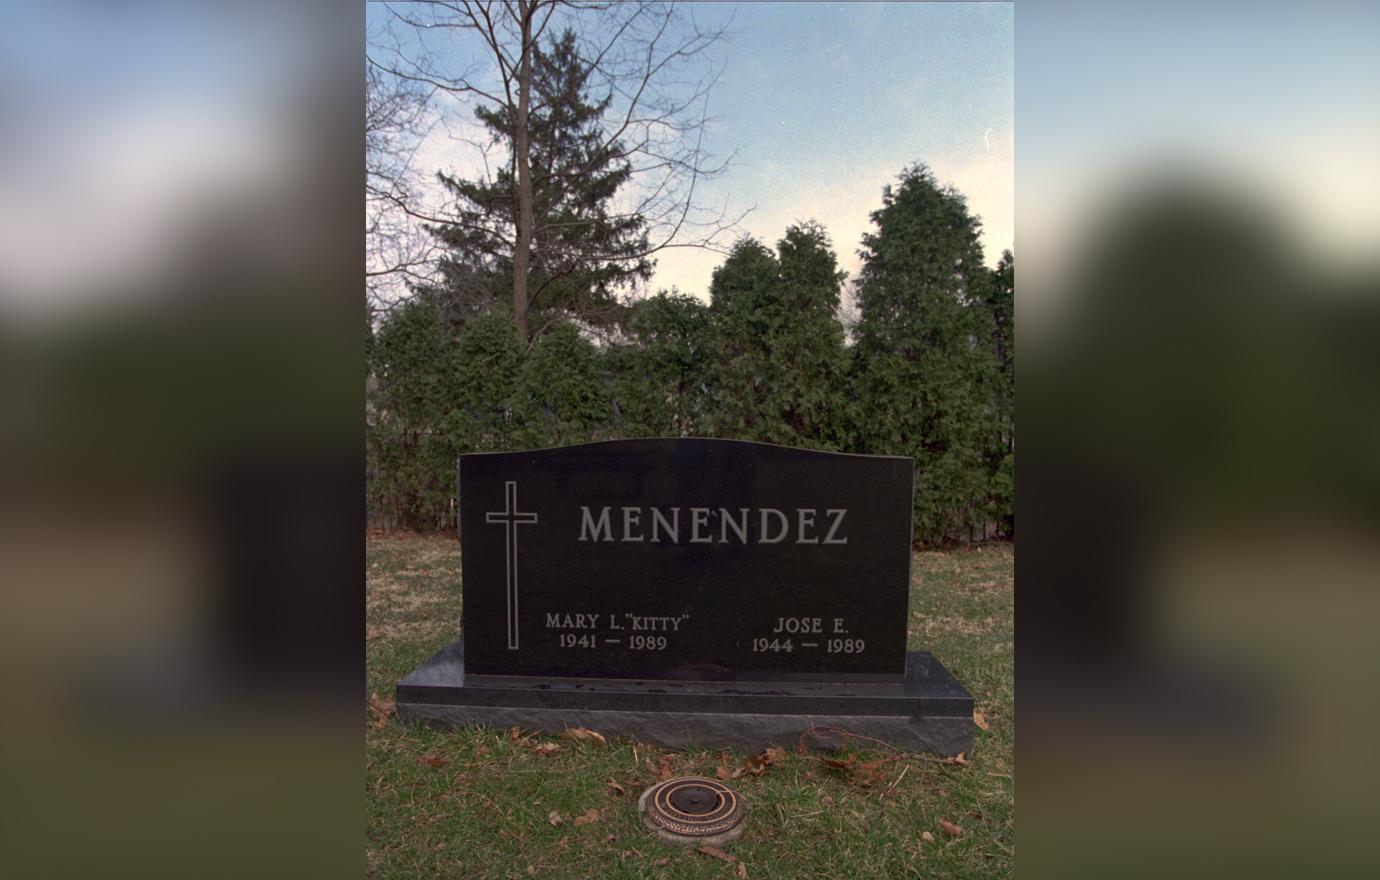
[{"x1": 512, "y1": 1, "x2": 535, "y2": 344}]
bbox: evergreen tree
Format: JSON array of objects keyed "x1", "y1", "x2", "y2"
[
  {"x1": 439, "y1": 311, "x2": 525, "y2": 454},
  {"x1": 510, "y1": 323, "x2": 613, "y2": 448},
  {"x1": 985, "y1": 250, "x2": 1014, "y2": 535},
  {"x1": 367, "y1": 296, "x2": 459, "y2": 529},
  {"x1": 851, "y1": 165, "x2": 1000, "y2": 543},
  {"x1": 423, "y1": 29, "x2": 652, "y2": 341},
  {"x1": 703, "y1": 224, "x2": 850, "y2": 448},
  {"x1": 611, "y1": 291, "x2": 712, "y2": 437}
]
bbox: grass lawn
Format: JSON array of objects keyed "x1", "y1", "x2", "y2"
[{"x1": 366, "y1": 532, "x2": 1013, "y2": 879}]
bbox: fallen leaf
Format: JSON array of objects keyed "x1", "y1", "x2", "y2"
[
  {"x1": 605, "y1": 780, "x2": 627, "y2": 798},
  {"x1": 973, "y1": 709, "x2": 990, "y2": 731},
  {"x1": 654, "y1": 756, "x2": 677, "y2": 780},
  {"x1": 653, "y1": 856, "x2": 670, "y2": 866},
  {"x1": 820, "y1": 795, "x2": 834, "y2": 806},
  {"x1": 547, "y1": 810, "x2": 564, "y2": 826},
  {"x1": 603, "y1": 834, "x2": 617, "y2": 844},
  {"x1": 796, "y1": 740, "x2": 809, "y2": 756},
  {"x1": 368, "y1": 692, "x2": 396, "y2": 728},
  {"x1": 498, "y1": 829, "x2": 519, "y2": 840},
  {"x1": 921, "y1": 831, "x2": 935, "y2": 843},
  {"x1": 419, "y1": 751, "x2": 449, "y2": 768},
  {"x1": 764, "y1": 746, "x2": 789, "y2": 765},
  {"x1": 953, "y1": 752, "x2": 971, "y2": 766},
  {"x1": 534, "y1": 742, "x2": 562, "y2": 757},
  {"x1": 508, "y1": 726, "x2": 521, "y2": 740},
  {"x1": 715, "y1": 765, "x2": 731, "y2": 780},
  {"x1": 743, "y1": 755, "x2": 767, "y2": 776},
  {"x1": 561, "y1": 726, "x2": 608, "y2": 746},
  {"x1": 730, "y1": 766, "x2": 744, "y2": 779},
  {"x1": 573, "y1": 808, "x2": 601, "y2": 826},
  {"x1": 820, "y1": 755, "x2": 855, "y2": 771},
  {"x1": 855, "y1": 758, "x2": 892, "y2": 786},
  {"x1": 696, "y1": 845, "x2": 737, "y2": 864},
  {"x1": 737, "y1": 862, "x2": 748, "y2": 879},
  {"x1": 939, "y1": 818, "x2": 963, "y2": 838}
]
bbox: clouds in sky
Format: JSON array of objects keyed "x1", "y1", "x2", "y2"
[{"x1": 388, "y1": 2, "x2": 1014, "y2": 302}]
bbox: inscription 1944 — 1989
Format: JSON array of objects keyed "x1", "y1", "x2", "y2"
[{"x1": 459, "y1": 439, "x2": 913, "y2": 682}]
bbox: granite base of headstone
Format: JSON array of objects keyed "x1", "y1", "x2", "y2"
[{"x1": 396, "y1": 439, "x2": 974, "y2": 757}]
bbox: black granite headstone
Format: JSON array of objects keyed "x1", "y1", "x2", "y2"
[
  {"x1": 460, "y1": 439, "x2": 912, "y2": 680},
  {"x1": 397, "y1": 439, "x2": 973, "y2": 756}
]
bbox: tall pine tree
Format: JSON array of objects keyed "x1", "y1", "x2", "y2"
[
  {"x1": 422, "y1": 29, "x2": 651, "y2": 341},
  {"x1": 851, "y1": 165, "x2": 1000, "y2": 543},
  {"x1": 704, "y1": 223, "x2": 850, "y2": 448}
]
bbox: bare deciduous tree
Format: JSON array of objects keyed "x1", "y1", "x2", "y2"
[
  {"x1": 365, "y1": 31, "x2": 437, "y2": 310},
  {"x1": 367, "y1": 0, "x2": 743, "y2": 342}
]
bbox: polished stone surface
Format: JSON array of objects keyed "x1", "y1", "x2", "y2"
[
  {"x1": 397, "y1": 439, "x2": 974, "y2": 755},
  {"x1": 458, "y1": 439, "x2": 914, "y2": 681},
  {"x1": 396, "y1": 638, "x2": 974, "y2": 756}
]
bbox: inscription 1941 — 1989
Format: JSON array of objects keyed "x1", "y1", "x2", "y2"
[{"x1": 458, "y1": 439, "x2": 913, "y2": 682}]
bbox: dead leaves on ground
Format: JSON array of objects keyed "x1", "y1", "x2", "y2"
[
  {"x1": 651, "y1": 754, "x2": 679, "y2": 781},
  {"x1": 939, "y1": 818, "x2": 964, "y2": 838},
  {"x1": 533, "y1": 742, "x2": 562, "y2": 757},
  {"x1": 696, "y1": 844, "x2": 735, "y2": 863},
  {"x1": 812, "y1": 744, "x2": 975, "y2": 788},
  {"x1": 368, "y1": 692, "x2": 395, "y2": 729},
  {"x1": 695, "y1": 846, "x2": 748, "y2": 878},
  {"x1": 715, "y1": 745, "x2": 790, "y2": 781},
  {"x1": 572, "y1": 808, "x2": 602, "y2": 826},
  {"x1": 546, "y1": 806, "x2": 603, "y2": 832},
  {"x1": 560, "y1": 726, "x2": 608, "y2": 746},
  {"x1": 419, "y1": 751, "x2": 449, "y2": 769},
  {"x1": 973, "y1": 708, "x2": 991, "y2": 731},
  {"x1": 819, "y1": 752, "x2": 899, "y2": 787}
]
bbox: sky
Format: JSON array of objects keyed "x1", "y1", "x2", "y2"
[
  {"x1": 400, "y1": 1, "x2": 1014, "y2": 301},
  {"x1": 0, "y1": 2, "x2": 1012, "y2": 312}
]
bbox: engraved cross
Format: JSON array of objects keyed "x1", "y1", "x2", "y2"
[{"x1": 484, "y1": 480, "x2": 538, "y2": 650}]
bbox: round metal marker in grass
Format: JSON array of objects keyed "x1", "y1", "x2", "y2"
[{"x1": 638, "y1": 776, "x2": 748, "y2": 846}]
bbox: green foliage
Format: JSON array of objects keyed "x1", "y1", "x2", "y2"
[
  {"x1": 702, "y1": 224, "x2": 850, "y2": 449},
  {"x1": 367, "y1": 297, "x2": 459, "y2": 530},
  {"x1": 984, "y1": 250, "x2": 1015, "y2": 534},
  {"x1": 610, "y1": 291, "x2": 712, "y2": 437},
  {"x1": 441, "y1": 312, "x2": 525, "y2": 454},
  {"x1": 850, "y1": 164, "x2": 1003, "y2": 542},
  {"x1": 368, "y1": 306, "x2": 526, "y2": 530},
  {"x1": 510, "y1": 323, "x2": 613, "y2": 448},
  {"x1": 369, "y1": 164, "x2": 1015, "y2": 543}
]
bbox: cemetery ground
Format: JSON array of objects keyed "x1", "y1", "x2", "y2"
[{"x1": 366, "y1": 532, "x2": 1014, "y2": 879}]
